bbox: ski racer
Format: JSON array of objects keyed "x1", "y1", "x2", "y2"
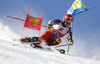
[{"x1": 20, "y1": 14, "x2": 74, "y2": 46}]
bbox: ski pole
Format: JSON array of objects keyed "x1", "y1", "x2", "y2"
[
  {"x1": 54, "y1": 44, "x2": 70, "y2": 53},
  {"x1": 54, "y1": 44, "x2": 69, "y2": 48},
  {"x1": 67, "y1": 44, "x2": 70, "y2": 53},
  {"x1": 5, "y1": 15, "x2": 25, "y2": 21},
  {"x1": 5, "y1": 15, "x2": 47, "y2": 28},
  {"x1": 32, "y1": 23, "x2": 47, "y2": 27}
]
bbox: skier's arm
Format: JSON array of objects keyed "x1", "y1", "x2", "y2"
[
  {"x1": 67, "y1": 27, "x2": 74, "y2": 45},
  {"x1": 47, "y1": 20, "x2": 53, "y2": 30},
  {"x1": 47, "y1": 19, "x2": 61, "y2": 30}
]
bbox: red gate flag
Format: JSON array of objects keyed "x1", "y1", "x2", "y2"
[
  {"x1": 5, "y1": 6, "x2": 45, "y2": 36},
  {"x1": 22, "y1": 6, "x2": 45, "y2": 36},
  {"x1": 24, "y1": 16, "x2": 42, "y2": 30},
  {"x1": 23, "y1": 6, "x2": 44, "y2": 31}
]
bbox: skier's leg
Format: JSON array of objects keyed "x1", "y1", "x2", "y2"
[
  {"x1": 38, "y1": 30, "x2": 61, "y2": 46},
  {"x1": 39, "y1": 30, "x2": 56, "y2": 41},
  {"x1": 20, "y1": 37, "x2": 39, "y2": 42},
  {"x1": 46, "y1": 38, "x2": 61, "y2": 46}
]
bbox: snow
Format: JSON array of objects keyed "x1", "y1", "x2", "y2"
[
  {"x1": 92, "y1": 53, "x2": 100, "y2": 61},
  {"x1": 0, "y1": 21, "x2": 100, "y2": 64},
  {"x1": 0, "y1": 39, "x2": 100, "y2": 64}
]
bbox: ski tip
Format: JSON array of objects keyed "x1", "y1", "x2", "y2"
[
  {"x1": 60, "y1": 50, "x2": 65, "y2": 54},
  {"x1": 13, "y1": 39, "x2": 20, "y2": 41}
]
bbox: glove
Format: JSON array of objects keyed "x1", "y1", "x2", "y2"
[
  {"x1": 67, "y1": 38, "x2": 74, "y2": 45},
  {"x1": 47, "y1": 24, "x2": 53, "y2": 30},
  {"x1": 69, "y1": 40, "x2": 74, "y2": 45}
]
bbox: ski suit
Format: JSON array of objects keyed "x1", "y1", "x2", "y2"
[
  {"x1": 20, "y1": 19, "x2": 73, "y2": 46},
  {"x1": 39, "y1": 19, "x2": 73, "y2": 46}
]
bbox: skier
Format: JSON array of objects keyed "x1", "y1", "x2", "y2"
[{"x1": 20, "y1": 14, "x2": 74, "y2": 46}]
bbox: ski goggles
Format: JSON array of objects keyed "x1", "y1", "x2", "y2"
[{"x1": 65, "y1": 20, "x2": 72, "y2": 24}]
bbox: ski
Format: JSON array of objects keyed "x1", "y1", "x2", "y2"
[
  {"x1": 13, "y1": 39, "x2": 65, "y2": 54},
  {"x1": 30, "y1": 42, "x2": 65, "y2": 54}
]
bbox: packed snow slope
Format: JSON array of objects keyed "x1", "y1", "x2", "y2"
[
  {"x1": 0, "y1": 21, "x2": 100, "y2": 64},
  {"x1": 0, "y1": 39, "x2": 100, "y2": 64}
]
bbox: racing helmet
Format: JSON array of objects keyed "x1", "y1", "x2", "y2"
[{"x1": 62, "y1": 14, "x2": 73, "y2": 24}]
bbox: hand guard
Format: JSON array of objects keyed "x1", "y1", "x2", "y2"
[{"x1": 47, "y1": 24, "x2": 53, "y2": 30}]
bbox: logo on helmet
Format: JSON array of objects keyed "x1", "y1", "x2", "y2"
[
  {"x1": 69, "y1": 17, "x2": 73, "y2": 21},
  {"x1": 64, "y1": 14, "x2": 73, "y2": 21}
]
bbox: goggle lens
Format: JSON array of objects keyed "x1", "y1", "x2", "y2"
[{"x1": 65, "y1": 20, "x2": 72, "y2": 24}]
